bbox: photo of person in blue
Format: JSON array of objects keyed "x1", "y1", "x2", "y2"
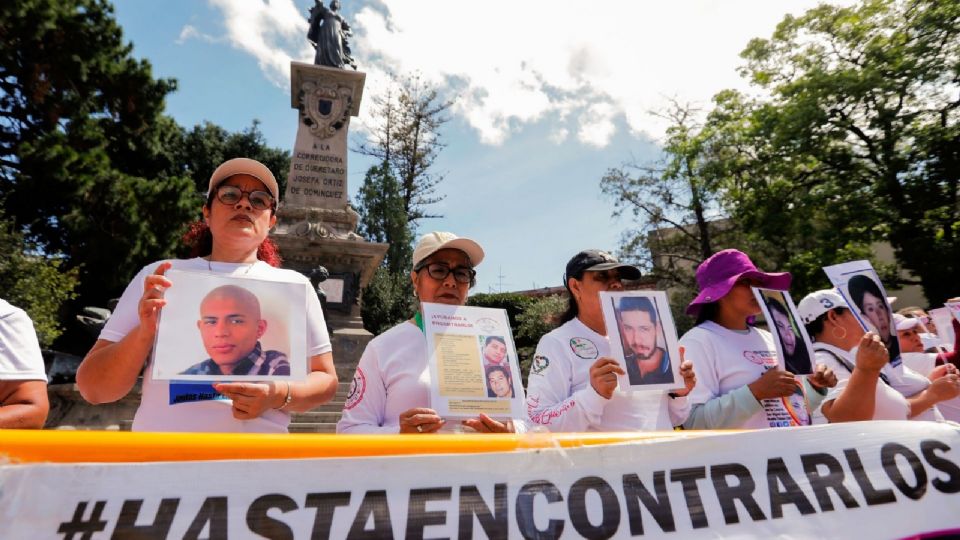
[{"x1": 617, "y1": 296, "x2": 674, "y2": 385}]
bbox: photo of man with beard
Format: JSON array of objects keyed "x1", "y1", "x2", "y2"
[{"x1": 616, "y1": 296, "x2": 674, "y2": 385}]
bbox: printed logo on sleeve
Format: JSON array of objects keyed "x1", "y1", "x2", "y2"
[
  {"x1": 531, "y1": 355, "x2": 550, "y2": 375},
  {"x1": 569, "y1": 338, "x2": 599, "y2": 359},
  {"x1": 344, "y1": 368, "x2": 366, "y2": 410}
]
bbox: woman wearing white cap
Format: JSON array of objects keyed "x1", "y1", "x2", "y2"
[
  {"x1": 798, "y1": 289, "x2": 959, "y2": 423},
  {"x1": 77, "y1": 158, "x2": 338, "y2": 432},
  {"x1": 895, "y1": 312, "x2": 960, "y2": 422},
  {"x1": 337, "y1": 232, "x2": 519, "y2": 433}
]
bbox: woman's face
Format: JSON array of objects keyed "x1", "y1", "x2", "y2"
[
  {"x1": 411, "y1": 249, "x2": 471, "y2": 306},
  {"x1": 571, "y1": 269, "x2": 624, "y2": 323},
  {"x1": 203, "y1": 174, "x2": 276, "y2": 254},
  {"x1": 898, "y1": 327, "x2": 924, "y2": 353},
  {"x1": 488, "y1": 369, "x2": 511, "y2": 398},
  {"x1": 770, "y1": 309, "x2": 797, "y2": 355},
  {"x1": 719, "y1": 278, "x2": 762, "y2": 318},
  {"x1": 861, "y1": 291, "x2": 891, "y2": 339}
]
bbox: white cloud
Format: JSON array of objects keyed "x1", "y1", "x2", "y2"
[{"x1": 197, "y1": 0, "x2": 856, "y2": 144}]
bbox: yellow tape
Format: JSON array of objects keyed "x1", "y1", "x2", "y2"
[{"x1": 0, "y1": 430, "x2": 723, "y2": 464}]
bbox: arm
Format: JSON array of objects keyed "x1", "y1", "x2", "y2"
[
  {"x1": 821, "y1": 333, "x2": 888, "y2": 422},
  {"x1": 337, "y1": 344, "x2": 403, "y2": 434},
  {"x1": 77, "y1": 262, "x2": 172, "y2": 404},
  {"x1": 665, "y1": 357, "x2": 695, "y2": 426},
  {"x1": 214, "y1": 351, "x2": 338, "y2": 419},
  {"x1": 683, "y1": 386, "x2": 762, "y2": 429},
  {"x1": 0, "y1": 380, "x2": 48, "y2": 429},
  {"x1": 525, "y1": 337, "x2": 610, "y2": 432},
  {"x1": 907, "y1": 374, "x2": 960, "y2": 418}
]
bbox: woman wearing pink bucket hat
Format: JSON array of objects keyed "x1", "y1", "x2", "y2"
[{"x1": 678, "y1": 249, "x2": 836, "y2": 429}]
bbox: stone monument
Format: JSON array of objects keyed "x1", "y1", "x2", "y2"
[{"x1": 270, "y1": 6, "x2": 387, "y2": 381}]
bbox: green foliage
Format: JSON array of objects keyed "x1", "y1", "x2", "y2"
[
  {"x1": 355, "y1": 162, "x2": 413, "y2": 274},
  {"x1": 178, "y1": 120, "x2": 290, "y2": 198},
  {"x1": 719, "y1": 0, "x2": 960, "y2": 303},
  {"x1": 0, "y1": 0, "x2": 197, "y2": 307},
  {"x1": 360, "y1": 267, "x2": 415, "y2": 335},
  {"x1": 514, "y1": 295, "x2": 566, "y2": 383},
  {"x1": 0, "y1": 215, "x2": 78, "y2": 347}
]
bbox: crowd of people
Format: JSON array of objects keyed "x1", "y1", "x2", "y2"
[{"x1": 2, "y1": 157, "x2": 959, "y2": 434}]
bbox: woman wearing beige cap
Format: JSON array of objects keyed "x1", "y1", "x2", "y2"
[
  {"x1": 77, "y1": 158, "x2": 338, "y2": 432},
  {"x1": 338, "y1": 231, "x2": 519, "y2": 433}
]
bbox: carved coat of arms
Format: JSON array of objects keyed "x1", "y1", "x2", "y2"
[{"x1": 299, "y1": 81, "x2": 353, "y2": 138}]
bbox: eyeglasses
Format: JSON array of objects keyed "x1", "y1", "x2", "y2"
[
  {"x1": 215, "y1": 185, "x2": 275, "y2": 211},
  {"x1": 416, "y1": 262, "x2": 476, "y2": 284}
]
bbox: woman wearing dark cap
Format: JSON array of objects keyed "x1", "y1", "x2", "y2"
[
  {"x1": 525, "y1": 250, "x2": 696, "y2": 432},
  {"x1": 679, "y1": 249, "x2": 836, "y2": 429},
  {"x1": 77, "y1": 158, "x2": 338, "y2": 432}
]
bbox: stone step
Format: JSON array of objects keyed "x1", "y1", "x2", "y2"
[
  {"x1": 288, "y1": 422, "x2": 337, "y2": 433},
  {"x1": 290, "y1": 411, "x2": 344, "y2": 423}
]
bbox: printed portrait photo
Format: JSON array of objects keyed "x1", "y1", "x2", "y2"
[
  {"x1": 845, "y1": 272, "x2": 900, "y2": 364},
  {"x1": 755, "y1": 289, "x2": 814, "y2": 375},
  {"x1": 600, "y1": 291, "x2": 682, "y2": 390},
  {"x1": 153, "y1": 270, "x2": 307, "y2": 381},
  {"x1": 478, "y1": 335, "x2": 514, "y2": 398}
]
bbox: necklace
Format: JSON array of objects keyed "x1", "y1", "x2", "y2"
[{"x1": 206, "y1": 258, "x2": 258, "y2": 275}]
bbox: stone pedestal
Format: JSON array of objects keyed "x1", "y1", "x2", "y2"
[{"x1": 272, "y1": 62, "x2": 387, "y2": 373}]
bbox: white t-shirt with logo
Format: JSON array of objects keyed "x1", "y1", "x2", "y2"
[
  {"x1": 524, "y1": 317, "x2": 689, "y2": 432},
  {"x1": 0, "y1": 300, "x2": 47, "y2": 382},
  {"x1": 811, "y1": 343, "x2": 909, "y2": 423},
  {"x1": 100, "y1": 258, "x2": 331, "y2": 433},
  {"x1": 680, "y1": 321, "x2": 813, "y2": 429}
]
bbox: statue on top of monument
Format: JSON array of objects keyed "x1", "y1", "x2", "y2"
[{"x1": 307, "y1": 0, "x2": 357, "y2": 70}]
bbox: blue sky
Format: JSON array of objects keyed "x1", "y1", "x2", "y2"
[{"x1": 112, "y1": 0, "x2": 847, "y2": 293}]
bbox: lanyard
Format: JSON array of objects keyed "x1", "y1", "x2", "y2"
[{"x1": 816, "y1": 347, "x2": 890, "y2": 386}]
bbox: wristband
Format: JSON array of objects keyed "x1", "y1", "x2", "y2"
[{"x1": 275, "y1": 382, "x2": 293, "y2": 411}]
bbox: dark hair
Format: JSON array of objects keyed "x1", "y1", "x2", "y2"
[
  {"x1": 560, "y1": 272, "x2": 582, "y2": 324},
  {"x1": 484, "y1": 336, "x2": 506, "y2": 348},
  {"x1": 846, "y1": 274, "x2": 884, "y2": 312},
  {"x1": 804, "y1": 306, "x2": 848, "y2": 340},
  {"x1": 695, "y1": 302, "x2": 719, "y2": 325},
  {"x1": 619, "y1": 296, "x2": 657, "y2": 325}
]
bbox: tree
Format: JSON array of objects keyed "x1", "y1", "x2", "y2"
[
  {"x1": 178, "y1": 120, "x2": 290, "y2": 198},
  {"x1": 718, "y1": 0, "x2": 960, "y2": 303},
  {"x1": 0, "y1": 0, "x2": 197, "y2": 309},
  {"x1": 0, "y1": 213, "x2": 79, "y2": 347},
  {"x1": 355, "y1": 73, "x2": 452, "y2": 221},
  {"x1": 354, "y1": 74, "x2": 452, "y2": 333}
]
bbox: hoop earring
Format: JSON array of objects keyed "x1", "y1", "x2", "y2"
[{"x1": 831, "y1": 326, "x2": 847, "y2": 340}]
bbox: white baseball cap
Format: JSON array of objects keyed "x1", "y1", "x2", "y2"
[
  {"x1": 797, "y1": 289, "x2": 848, "y2": 324},
  {"x1": 412, "y1": 232, "x2": 485, "y2": 269},
  {"x1": 208, "y1": 157, "x2": 280, "y2": 202},
  {"x1": 893, "y1": 313, "x2": 920, "y2": 331}
]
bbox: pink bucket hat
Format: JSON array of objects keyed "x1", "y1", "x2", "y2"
[{"x1": 686, "y1": 249, "x2": 792, "y2": 316}]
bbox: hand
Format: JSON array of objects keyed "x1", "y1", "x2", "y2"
[
  {"x1": 855, "y1": 332, "x2": 889, "y2": 372},
  {"x1": 398, "y1": 407, "x2": 445, "y2": 434},
  {"x1": 926, "y1": 372, "x2": 960, "y2": 402},
  {"x1": 748, "y1": 368, "x2": 797, "y2": 400},
  {"x1": 929, "y1": 363, "x2": 958, "y2": 381},
  {"x1": 589, "y1": 357, "x2": 625, "y2": 399},
  {"x1": 213, "y1": 381, "x2": 282, "y2": 420},
  {"x1": 672, "y1": 349, "x2": 696, "y2": 397},
  {"x1": 462, "y1": 413, "x2": 515, "y2": 433},
  {"x1": 807, "y1": 363, "x2": 837, "y2": 390},
  {"x1": 137, "y1": 262, "x2": 173, "y2": 339}
]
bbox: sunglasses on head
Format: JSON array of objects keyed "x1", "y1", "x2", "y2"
[{"x1": 215, "y1": 185, "x2": 275, "y2": 211}]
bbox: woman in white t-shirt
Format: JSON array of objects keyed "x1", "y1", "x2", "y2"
[
  {"x1": 77, "y1": 158, "x2": 338, "y2": 432},
  {"x1": 798, "y1": 290, "x2": 960, "y2": 423},
  {"x1": 337, "y1": 232, "x2": 521, "y2": 434},
  {"x1": 679, "y1": 250, "x2": 836, "y2": 430},
  {"x1": 524, "y1": 250, "x2": 696, "y2": 432},
  {"x1": 894, "y1": 313, "x2": 960, "y2": 422}
]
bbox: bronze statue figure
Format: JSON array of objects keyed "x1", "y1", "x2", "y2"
[{"x1": 307, "y1": 0, "x2": 357, "y2": 70}]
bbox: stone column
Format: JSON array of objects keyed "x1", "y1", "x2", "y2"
[{"x1": 271, "y1": 62, "x2": 387, "y2": 376}]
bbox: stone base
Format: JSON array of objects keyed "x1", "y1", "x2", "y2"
[{"x1": 46, "y1": 383, "x2": 141, "y2": 431}]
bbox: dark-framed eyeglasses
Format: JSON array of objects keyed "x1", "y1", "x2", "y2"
[
  {"x1": 416, "y1": 262, "x2": 476, "y2": 284},
  {"x1": 215, "y1": 185, "x2": 275, "y2": 211}
]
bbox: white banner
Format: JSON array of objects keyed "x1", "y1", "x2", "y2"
[{"x1": 2, "y1": 422, "x2": 959, "y2": 538}]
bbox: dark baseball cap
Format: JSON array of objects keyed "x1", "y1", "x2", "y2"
[{"x1": 564, "y1": 249, "x2": 641, "y2": 285}]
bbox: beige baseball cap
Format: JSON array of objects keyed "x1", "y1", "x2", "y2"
[
  {"x1": 412, "y1": 232, "x2": 485, "y2": 269},
  {"x1": 207, "y1": 158, "x2": 280, "y2": 202}
]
